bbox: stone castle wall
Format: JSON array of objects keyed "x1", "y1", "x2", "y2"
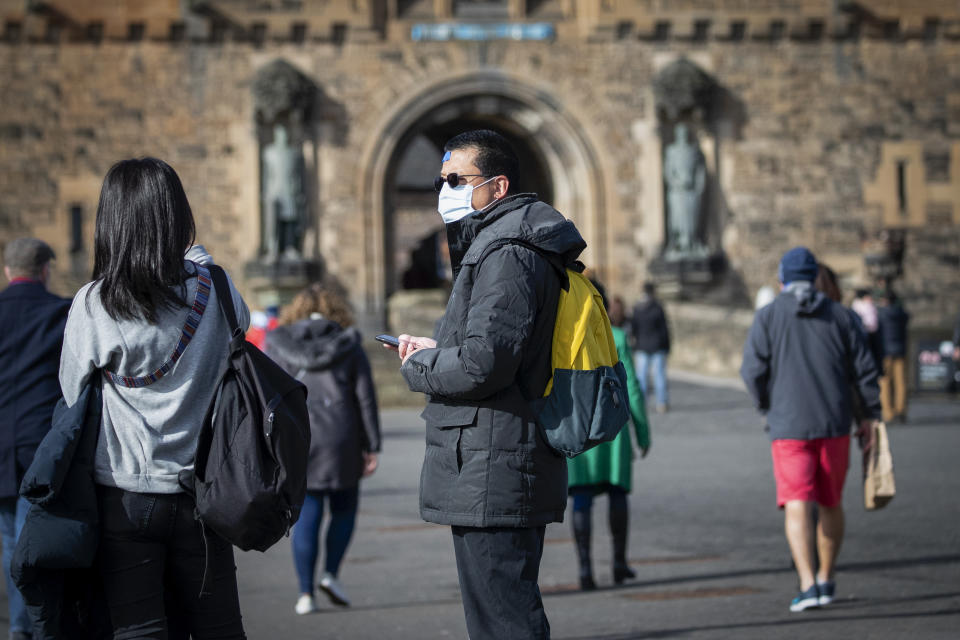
[{"x1": 1, "y1": 1, "x2": 959, "y2": 380}]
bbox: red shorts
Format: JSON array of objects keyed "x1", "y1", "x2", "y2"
[{"x1": 770, "y1": 436, "x2": 850, "y2": 508}]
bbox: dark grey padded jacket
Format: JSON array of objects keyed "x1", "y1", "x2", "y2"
[
  {"x1": 266, "y1": 318, "x2": 381, "y2": 491},
  {"x1": 401, "y1": 194, "x2": 587, "y2": 528},
  {"x1": 740, "y1": 283, "x2": 881, "y2": 440}
]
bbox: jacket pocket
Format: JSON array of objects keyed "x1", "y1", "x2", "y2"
[{"x1": 420, "y1": 402, "x2": 479, "y2": 429}]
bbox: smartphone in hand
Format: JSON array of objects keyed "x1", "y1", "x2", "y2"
[{"x1": 375, "y1": 334, "x2": 400, "y2": 348}]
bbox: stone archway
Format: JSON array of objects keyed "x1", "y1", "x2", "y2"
[{"x1": 358, "y1": 72, "x2": 606, "y2": 325}]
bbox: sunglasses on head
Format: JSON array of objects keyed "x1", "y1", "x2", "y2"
[{"x1": 433, "y1": 173, "x2": 488, "y2": 193}]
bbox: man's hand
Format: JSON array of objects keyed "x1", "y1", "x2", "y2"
[
  {"x1": 855, "y1": 419, "x2": 877, "y2": 453},
  {"x1": 362, "y1": 452, "x2": 379, "y2": 477},
  {"x1": 640, "y1": 444, "x2": 650, "y2": 459},
  {"x1": 398, "y1": 334, "x2": 437, "y2": 364}
]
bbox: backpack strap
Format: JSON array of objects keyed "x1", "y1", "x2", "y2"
[
  {"x1": 476, "y1": 238, "x2": 571, "y2": 290},
  {"x1": 105, "y1": 263, "x2": 212, "y2": 388},
  {"x1": 207, "y1": 264, "x2": 245, "y2": 341}
]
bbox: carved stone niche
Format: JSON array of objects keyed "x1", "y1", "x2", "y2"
[
  {"x1": 244, "y1": 59, "x2": 323, "y2": 308},
  {"x1": 647, "y1": 58, "x2": 743, "y2": 304}
]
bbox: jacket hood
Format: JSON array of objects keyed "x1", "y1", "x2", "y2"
[
  {"x1": 448, "y1": 194, "x2": 587, "y2": 271},
  {"x1": 266, "y1": 317, "x2": 360, "y2": 371},
  {"x1": 781, "y1": 281, "x2": 829, "y2": 316}
]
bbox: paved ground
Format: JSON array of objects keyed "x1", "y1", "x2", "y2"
[{"x1": 3, "y1": 379, "x2": 959, "y2": 639}]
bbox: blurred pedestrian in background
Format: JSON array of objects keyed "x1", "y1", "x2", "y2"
[
  {"x1": 60, "y1": 158, "x2": 250, "y2": 638},
  {"x1": 877, "y1": 288, "x2": 910, "y2": 423},
  {"x1": 568, "y1": 291, "x2": 650, "y2": 590},
  {"x1": 0, "y1": 238, "x2": 70, "y2": 640},
  {"x1": 265, "y1": 283, "x2": 381, "y2": 615},
  {"x1": 629, "y1": 282, "x2": 671, "y2": 413},
  {"x1": 813, "y1": 263, "x2": 842, "y2": 303},
  {"x1": 953, "y1": 311, "x2": 960, "y2": 364},
  {"x1": 245, "y1": 306, "x2": 279, "y2": 351},
  {"x1": 816, "y1": 265, "x2": 883, "y2": 424},
  {"x1": 754, "y1": 284, "x2": 777, "y2": 310},
  {"x1": 852, "y1": 288, "x2": 885, "y2": 375},
  {"x1": 741, "y1": 247, "x2": 880, "y2": 613}
]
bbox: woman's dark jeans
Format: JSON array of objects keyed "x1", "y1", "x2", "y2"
[
  {"x1": 96, "y1": 485, "x2": 246, "y2": 640},
  {"x1": 292, "y1": 487, "x2": 359, "y2": 594}
]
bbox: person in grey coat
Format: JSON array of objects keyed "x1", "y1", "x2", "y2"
[
  {"x1": 388, "y1": 130, "x2": 586, "y2": 640},
  {"x1": 266, "y1": 284, "x2": 381, "y2": 615},
  {"x1": 59, "y1": 159, "x2": 249, "y2": 638}
]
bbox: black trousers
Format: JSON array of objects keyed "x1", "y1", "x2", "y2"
[
  {"x1": 96, "y1": 486, "x2": 246, "y2": 640},
  {"x1": 451, "y1": 525, "x2": 550, "y2": 640}
]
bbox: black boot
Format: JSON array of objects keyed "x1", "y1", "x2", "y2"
[
  {"x1": 610, "y1": 492, "x2": 635, "y2": 585},
  {"x1": 572, "y1": 510, "x2": 596, "y2": 590}
]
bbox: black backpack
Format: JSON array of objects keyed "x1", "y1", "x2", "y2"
[{"x1": 179, "y1": 265, "x2": 310, "y2": 552}]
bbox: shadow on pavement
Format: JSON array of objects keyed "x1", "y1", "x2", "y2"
[
  {"x1": 541, "y1": 554, "x2": 960, "y2": 598},
  {"x1": 561, "y1": 604, "x2": 960, "y2": 639}
]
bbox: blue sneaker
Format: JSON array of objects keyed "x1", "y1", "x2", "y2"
[
  {"x1": 789, "y1": 584, "x2": 820, "y2": 612},
  {"x1": 817, "y1": 580, "x2": 835, "y2": 605}
]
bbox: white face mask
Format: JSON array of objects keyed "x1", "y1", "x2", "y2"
[{"x1": 437, "y1": 176, "x2": 495, "y2": 224}]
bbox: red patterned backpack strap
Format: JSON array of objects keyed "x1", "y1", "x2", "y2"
[{"x1": 105, "y1": 263, "x2": 212, "y2": 388}]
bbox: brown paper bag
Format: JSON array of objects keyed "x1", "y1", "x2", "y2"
[{"x1": 863, "y1": 421, "x2": 895, "y2": 510}]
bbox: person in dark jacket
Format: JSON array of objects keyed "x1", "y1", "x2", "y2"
[
  {"x1": 741, "y1": 247, "x2": 880, "y2": 613},
  {"x1": 12, "y1": 380, "x2": 111, "y2": 640},
  {"x1": 265, "y1": 284, "x2": 381, "y2": 615},
  {"x1": 877, "y1": 289, "x2": 910, "y2": 422},
  {"x1": 629, "y1": 282, "x2": 671, "y2": 413},
  {"x1": 851, "y1": 288, "x2": 885, "y2": 375},
  {"x1": 0, "y1": 237, "x2": 71, "y2": 640},
  {"x1": 389, "y1": 130, "x2": 586, "y2": 639},
  {"x1": 953, "y1": 311, "x2": 960, "y2": 365}
]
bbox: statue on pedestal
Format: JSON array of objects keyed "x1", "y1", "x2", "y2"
[
  {"x1": 261, "y1": 124, "x2": 305, "y2": 261},
  {"x1": 663, "y1": 123, "x2": 706, "y2": 256},
  {"x1": 252, "y1": 60, "x2": 316, "y2": 263}
]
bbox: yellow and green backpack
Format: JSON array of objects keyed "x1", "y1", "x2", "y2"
[{"x1": 481, "y1": 240, "x2": 630, "y2": 457}]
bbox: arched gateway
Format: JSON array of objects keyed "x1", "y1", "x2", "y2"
[{"x1": 357, "y1": 72, "x2": 607, "y2": 326}]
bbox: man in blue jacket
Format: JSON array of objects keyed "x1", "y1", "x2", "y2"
[
  {"x1": 741, "y1": 247, "x2": 880, "y2": 613},
  {"x1": 0, "y1": 238, "x2": 71, "y2": 639}
]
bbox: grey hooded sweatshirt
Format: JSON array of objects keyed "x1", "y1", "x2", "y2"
[
  {"x1": 401, "y1": 193, "x2": 587, "y2": 528},
  {"x1": 740, "y1": 281, "x2": 881, "y2": 441},
  {"x1": 265, "y1": 317, "x2": 381, "y2": 491},
  {"x1": 59, "y1": 246, "x2": 249, "y2": 493}
]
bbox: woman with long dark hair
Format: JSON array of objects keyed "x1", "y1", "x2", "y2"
[
  {"x1": 265, "y1": 283, "x2": 381, "y2": 615},
  {"x1": 59, "y1": 158, "x2": 249, "y2": 639}
]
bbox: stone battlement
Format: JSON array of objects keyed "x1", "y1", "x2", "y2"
[{"x1": 2, "y1": 1, "x2": 959, "y2": 45}]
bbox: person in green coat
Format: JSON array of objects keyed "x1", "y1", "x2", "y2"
[{"x1": 568, "y1": 289, "x2": 651, "y2": 590}]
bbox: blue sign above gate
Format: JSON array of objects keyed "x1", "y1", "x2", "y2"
[{"x1": 411, "y1": 23, "x2": 555, "y2": 42}]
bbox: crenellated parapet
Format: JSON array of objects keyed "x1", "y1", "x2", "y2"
[
  {"x1": 0, "y1": 0, "x2": 383, "y2": 44},
  {"x1": 584, "y1": 0, "x2": 960, "y2": 42},
  {"x1": 2, "y1": 0, "x2": 959, "y2": 44}
]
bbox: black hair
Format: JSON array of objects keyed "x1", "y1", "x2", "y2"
[
  {"x1": 854, "y1": 288, "x2": 870, "y2": 299},
  {"x1": 444, "y1": 129, "x2": 519, "y2": 190},
  {"x1": 91, "y1": 158, "x2": 196, "y2": 323},
  {"x1": 643, "y1": 282, "x2": 656, "y2": 296}
]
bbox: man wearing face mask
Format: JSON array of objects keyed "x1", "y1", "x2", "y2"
[{"x1": 390, "y1": 130, "x2": 586, "y2": 639}]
